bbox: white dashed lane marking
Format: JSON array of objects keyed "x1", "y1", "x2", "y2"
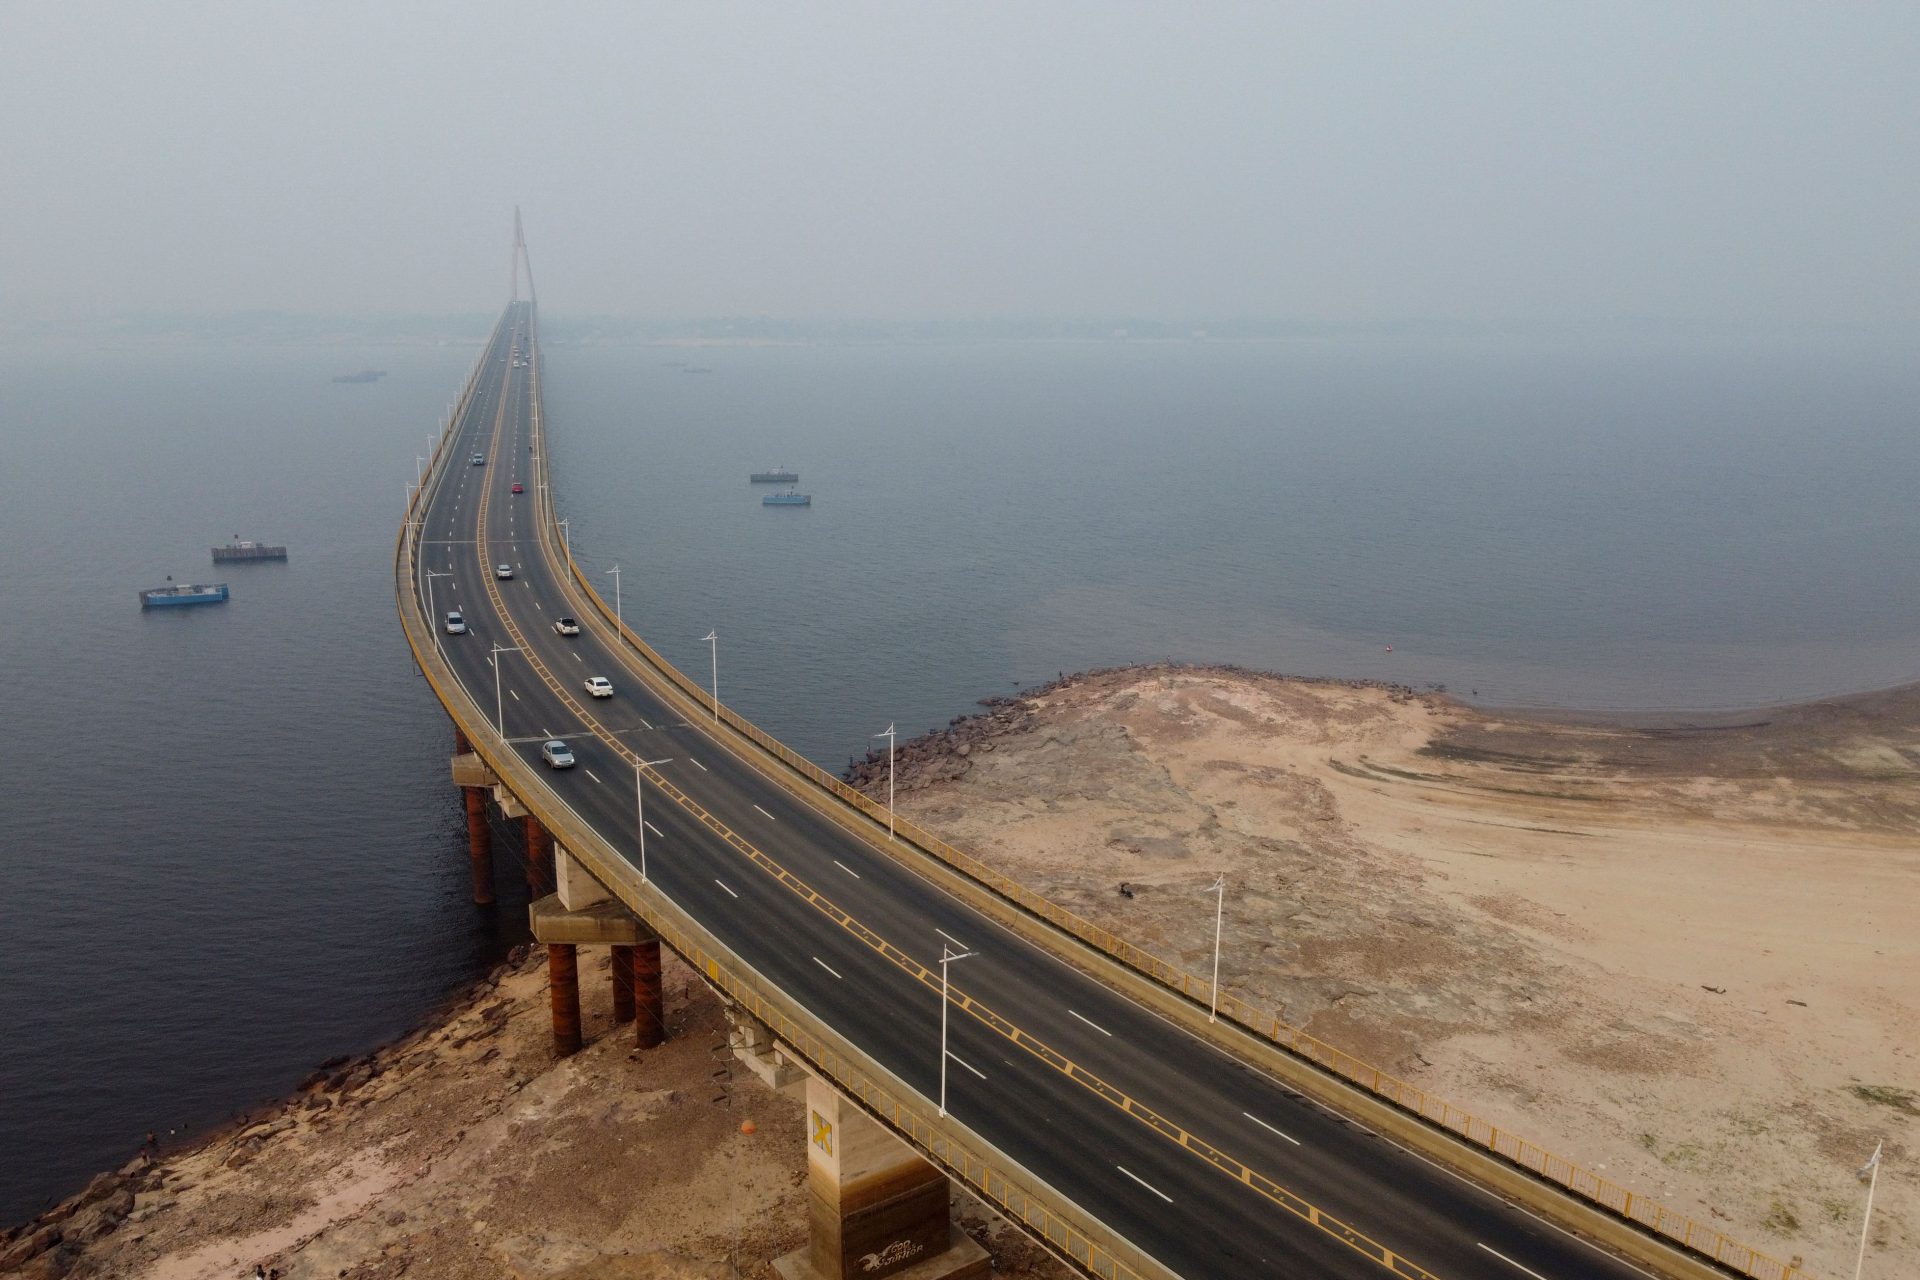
[
  {"x1": 1069, "y1": 1010, "x2": 1113, "y2": 1037},
  {"x1": 812, "y1": 957, "x2": 843, "y2": 980}
]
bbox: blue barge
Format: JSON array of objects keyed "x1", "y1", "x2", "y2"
[
  {"x1": 140, "y1": 583, "x2": 229, "y2": 608},
  {"x1": 763, "y1": 489, "x2": 811, "y2": 507}
]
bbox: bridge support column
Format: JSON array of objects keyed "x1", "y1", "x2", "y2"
[
  {"x1": 632, "y1": 937, "x2": 664, "y2": 1049},
  {"x1": 524, "y1": 815, "x2": 552, "y2": 894},
  {"x1": 774, "y1": 1076, "x2": 989, "y2": 1280},
  {"x1": 546, "y1": 943, "x2": 582, "y2": 1057},
  {"x1": 610, "y1": 943, "x2": 636, "y2": 1024},
  {"x1": 462, "y1": 786, "x2": 493, "y2": 906}
]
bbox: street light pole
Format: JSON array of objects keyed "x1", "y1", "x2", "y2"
[
  {"x1": 1209, "y1": 873, "x2": 1226, "y2": 1023},
  {"x1": 873, "y1": 723, "x2": 897, "y2": 840},
  {"x1": 423, "y1": 570, "x2": 451, "y2": 662},
  {"x1": 635, "y1": 756, "x2": 673, "y2": 881},
  {"x1": 1855, "y1": 1140, "x2": 1884, "y2": 1280},
  {"x1": 939, "y1": 944, "x2": 976, "y2": 1118},
  {"x1": 702, "y1": 630, "x2": 719, "y2": 719},
  {"x1": 491, "y1": 644, "x2": 522, "y2": 740},
  {"x1": 605, "y1": 565, "x2": 621, "y2": 645}
]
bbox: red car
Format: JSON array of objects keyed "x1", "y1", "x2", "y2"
[{"x1": 511, "y1": 483, "x2": 524, "y2": 494}]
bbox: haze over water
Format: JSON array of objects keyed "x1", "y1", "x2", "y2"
[{"x1": 2, "y1": 325, "x2": 1917, "y2": 1219}]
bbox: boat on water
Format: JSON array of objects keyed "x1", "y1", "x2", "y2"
[
  {"x1": 140, "y1": 582, "x2": 229, "y2": 608},
  {"x1": 750, "y1": 467, "x2": 799, "y2": 484},
  {"x1": 763, "y1": 488, "x2": 811, "y2": 507},
  {"x1": 212, "y1": 539, "x2": 287, "y2": 563}
]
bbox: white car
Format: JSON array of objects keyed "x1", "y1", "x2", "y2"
[
  {"x1": 444, "y1": 611, "x2": 467, "y2": 635},
  {"x1": 553, "y1": 616, "x2": 581, "y2": 636},
  {"x1": 584, "y1": 676, "x2": 613, "y2": 698},
  {"x1": 495, "y1": 563, "x2": 513, "y2": 579}
]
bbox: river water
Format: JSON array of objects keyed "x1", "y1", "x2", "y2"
[{"x1": 2, "y1": 327, "x2": 1916, "y2": 1220}]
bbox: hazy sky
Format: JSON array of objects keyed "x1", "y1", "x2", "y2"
[{"x1": 4, "y1": 2, "x2": 1917, "y2": 324}]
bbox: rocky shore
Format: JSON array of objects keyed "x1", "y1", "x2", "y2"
[{"x1": 0, "y1": 947, "x2": 1057, "y2": 1280}]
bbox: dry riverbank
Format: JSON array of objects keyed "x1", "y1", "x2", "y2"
[{"x1": 847, "y1": 665, "x2": 1919, "y2": 1279}]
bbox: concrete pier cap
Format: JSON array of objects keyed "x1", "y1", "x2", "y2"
[{"x1": 774, "y1": 1074, "x2": 989, "y2": 1280}]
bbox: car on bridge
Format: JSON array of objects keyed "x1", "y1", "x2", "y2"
[
  {"x1": 470, "y1": 453, "x2": 485, "y2": 466},
  {"x1": 511, "y1": 482, "x2": 523, "y2": 494},
  {"x1": 495, "y1": 564, "x2": 513, "y2": 579},
  {"x1": 444, "y1": 611, "x2": 466, "y2": 635},
  {"x1": 584, "y1": 676, "x2": 613, "y2": 698},
  {"x1": 540, "y1": 739, "x2": 575, "y2": 769},
  {"x1": 553, "y1": 616, "x2": 580, "y2": 636}
]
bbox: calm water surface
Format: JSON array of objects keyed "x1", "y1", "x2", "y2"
[{"x1": 1, "y1": 329, "x2": 1916, "y2": 1220}]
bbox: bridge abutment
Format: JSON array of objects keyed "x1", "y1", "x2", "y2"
[{"x1": 774, "y1": 1075, "x2": 989, "y2": 1280}]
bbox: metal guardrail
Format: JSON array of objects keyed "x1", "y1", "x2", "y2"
[{"x1": 415, "y1": 308, "x2": 1809, "y2": 1280}]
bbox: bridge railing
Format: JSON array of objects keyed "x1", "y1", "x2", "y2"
[{"x1": 393, "y1": 512, "x2": 1178, "y2": 1280}]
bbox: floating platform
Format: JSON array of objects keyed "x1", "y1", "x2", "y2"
[
  {"x1": 750, "y1": 468, "x2": 799, "y2": 484},
  {"x1": 141, "y1": 583, "x2": 229, "y2": 608},
  {"x1": 763, "y1": 489, "x2": 811, "y2": 507},
  {"x1": 212, "y1": 540, "x2": 287, "y2": 563}
]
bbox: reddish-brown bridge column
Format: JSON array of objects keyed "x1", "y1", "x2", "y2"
[
  {"x1": 632, "y1": 937, "x2": 664, "y2": 1048},
  {"x1": 547, "y1": 943, "x2": 582, "y2": 1056},
  {"x1": 524, "y1": 816, "x2": 552, "y2": 894},
  {"x1": 462, "y1": 786, "x2": 493, "y2": 905}
]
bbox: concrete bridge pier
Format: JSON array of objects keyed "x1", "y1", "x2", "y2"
[
  {"x1": 774, "y1": 1074, "x2": 989, "y2": 1280},
  {"x1": 546, "y1": 943, "x2": 583, "y2": 1056},
  {"x1": 450, "y1": 728, "x2": 494, "y2": 905},
  {"x1": 523, "y1": 815, "x2": 552, "y2": 895},
  {"x1": 528, "y1": 846, "x2": 667, "y2": 1057}
]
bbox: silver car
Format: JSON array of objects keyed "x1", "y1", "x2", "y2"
[
  {"x1": 444, "y1": 611, "x2": 467, "y2": 635},
  {"x1": 540, "y1": 739, "x2": 575, "y2": 769},
  {"x1": 495, "y1": 563, "x2": 513, "y2": 579}
]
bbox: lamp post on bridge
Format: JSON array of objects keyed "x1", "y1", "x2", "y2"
[
  {"x1": 423, "y1": 570, "x2": 452, "y2": 663},
  {"x1": 605, "y1": 565, "x2": 622, "y2": 646},
  {"x1": 702, "y1": 630, "x2": 719, "y2": 720},
  {"x1": 873, "y1": 723, "x2": 897, "y2": 840},
  {"x1": 555, "y1": 514, "x2": 572, "y2": 579},
  {"x1": 939, "y1": 944, "x2": 977, "y2": 1118},
  {"x1": 1208, "y1": 873, "x2": 1226, "y2": 1023},
  {"x1": 416, "y1": 454, "x2": 426, "y2": 488},
  {"x1": 634, "y1": 755, "x2": 673, "y2": 881},
  {"x1": 490, "y1": 643, "x2": 523, "y2": 741}
]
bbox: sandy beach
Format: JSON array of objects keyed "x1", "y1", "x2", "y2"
[{"x1": 851, "y1": 667, "x2": 1918, "y2": 1279}]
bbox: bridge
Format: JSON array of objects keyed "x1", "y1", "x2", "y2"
[{"x1": 395, "y1": 256, "x2": 1803, "y2": 1280}]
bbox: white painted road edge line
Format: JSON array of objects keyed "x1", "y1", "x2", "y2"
[
  {"x1": 584, "y1": 769, "x2": 604, "y2": 785},
  {"x1": 1116, "y1": 1166, "x2": 1172, "y2": 1204},
  {"x1": 688, "y1": 757, "x2": 708, "y2": 772},
  {"x1": 714, "y1": 879, "x2": 739, "y2": 899},
  {"x1": 946, "y1": 1052, "x2": 985, "y2": 1080},
  {"x1": 833, "y1": 860, "x2": 861, "y2": 879},
  {"x1": 753, "y1": 804, "x2": 776, "y2": 821},
  {"x1": 1243, "y1": 1112, "x2": 1303, "y2": 1146},
  {"x1": 813, "y1": 957, "x2": 843, "y2": 980},
  {"x1": 936, "y1": 928, "x2": 971, "y2": 951},
  {"x1": 643, "y1": 820, "x2": 662, "y2": 837},
  {"x1": 1477, "y1": 1244, "x2": 1551, "y2": 1280},
  {"x1": 1070, "y1": 1009, "x2": 1113, "y2": 1037}
]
